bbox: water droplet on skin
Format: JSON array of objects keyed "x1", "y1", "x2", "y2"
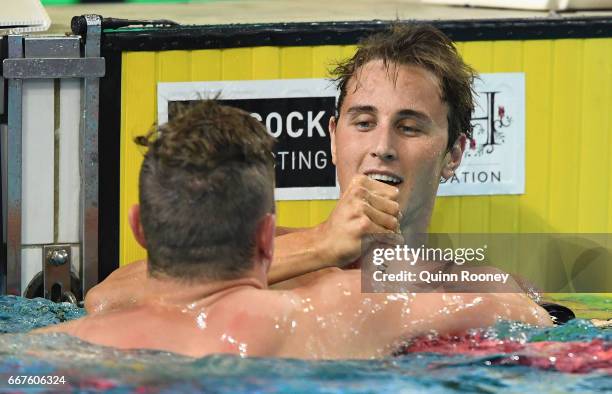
[
  {"x1": 238, "y1": 343, "x2": 248, "y2": 358},
  {"x1": 195, "y1": 312, "x2": 207, "y2": 329},
  {"x1": 220, "y1": 333, "x2": 237, "y2": 345}
]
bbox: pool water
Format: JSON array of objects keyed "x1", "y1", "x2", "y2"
[{"x1": 0, "y1": 295, "x2": 610, "y2": 393}]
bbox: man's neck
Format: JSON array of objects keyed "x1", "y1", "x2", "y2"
[
  {"x1": 142, "y1": 268, "x2": 266, "y2": 307},
  {"x1": 400, "y1": 212, "x2": 431, "y2": 237}
]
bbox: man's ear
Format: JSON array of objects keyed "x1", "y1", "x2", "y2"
[
  {"x1": 441, "y1": 134, "x2": 466, "y2": 180},
  {"x1": 256, "y1": 213, "x2": 276, "y2": 272},
  {"x1": 128, "y1": 204, "x2": 147, "y2": 249},
  {"x1": 329, "y1": 116, "x2": 338, "y2": 166}
]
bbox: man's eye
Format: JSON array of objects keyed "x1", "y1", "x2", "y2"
[
  {"x1": 356, "y1": 121, "x2": 374, "y2": 130},
  {"x1": 399, "y1": 125, "x2": 419, "y2": 134}
]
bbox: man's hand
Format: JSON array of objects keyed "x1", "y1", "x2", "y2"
[{"x1": 317, "y1": 175, "x2": 402, "y2": 268}]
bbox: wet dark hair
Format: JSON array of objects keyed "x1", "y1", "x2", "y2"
[
  {"x1": 331, "y1": 23, "x2": 476, "y2": 150},
  {"x1": 136, "y1": 100, "x2": 275, "y2": 281}
]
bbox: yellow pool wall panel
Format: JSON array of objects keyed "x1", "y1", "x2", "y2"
[{"x1": 120, "y1": 38, "x2": 612, "y2": 266}]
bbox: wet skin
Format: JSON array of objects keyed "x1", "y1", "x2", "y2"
[{"x1": 38, "y1": 269, "x2": 552, "y2": 359}]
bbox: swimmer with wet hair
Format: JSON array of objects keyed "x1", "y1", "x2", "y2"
[{"x1": 36, "y1": 97, "x2": 551, "y2": 359}]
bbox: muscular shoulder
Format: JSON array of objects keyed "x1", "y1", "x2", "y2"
[
  {"x1": 84, "y1": 260, "x2": 147, "y2": 313},
  {"x1": 32, "y1": 313, "x2": 105, "y2": 340}
]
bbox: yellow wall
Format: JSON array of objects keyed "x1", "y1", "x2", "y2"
[{"x1": 120, "y1": 38, "x2": 612, "y2": 265}]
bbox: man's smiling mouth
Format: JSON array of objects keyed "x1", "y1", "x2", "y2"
[{"x1": 367, "y1": 173, "x2": 403, "y2": 186}]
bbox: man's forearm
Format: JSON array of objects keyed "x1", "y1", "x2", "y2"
[{"x1": 268, "y1": 226, "x2": 334, "y2": 285}]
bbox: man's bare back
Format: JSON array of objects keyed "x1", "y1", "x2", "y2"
[{"x1": 42, "y1": 269, "x2": 552, "y2": 359}]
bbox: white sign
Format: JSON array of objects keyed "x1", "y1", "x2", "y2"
[{"x1": 438, "y1": 73, "x2": 525, "y2": 196}]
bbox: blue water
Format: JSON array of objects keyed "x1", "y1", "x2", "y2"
[
  {"x1": 0, "y1": 296, "x2": 610, "y2": 393},
  {"x1": 0, "y1": 295, "x2": 85, "y2": 333}
]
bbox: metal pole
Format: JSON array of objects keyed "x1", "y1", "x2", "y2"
[
  {"x1": 80, "y1": 15, "x2": 101, "y2": 296},
  {"x1": 5, "y1": 36, "x2": 23, "y2": 296}
]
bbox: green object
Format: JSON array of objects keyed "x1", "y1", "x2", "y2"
[{"x1": 41, "y1": 0, "x2": 79, "y2": 5}]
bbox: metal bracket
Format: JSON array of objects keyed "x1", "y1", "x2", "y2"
[
  {"x1": 3, "y1": 58, "x2": 105, "y2": 79},
  {"x1": 3, "y1": 26, "x2": 103, "y2": 299},
  {"x1": 43, "y1": 244, "x2": 76, "y2": 303}
]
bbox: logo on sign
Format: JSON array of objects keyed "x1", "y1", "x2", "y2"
[{"x1": 466, "y1": 91, "x2": 513, "y2": 157}]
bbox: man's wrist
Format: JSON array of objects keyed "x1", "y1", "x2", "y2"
[{"x1": 311, "y1": 222, "x2": 338, "y2": 269}]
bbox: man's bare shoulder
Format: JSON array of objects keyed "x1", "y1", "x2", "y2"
[
  {"x1": 33, "y1": 305, "x2": 186, "y2": 353},
  {"x1": 84, "y1": 260, "x2": 147, "y2": 313},
  {"x1": 34, "y1": 305, "x2": 136, "y2": 335},
  {"x1": 33, "y1": 318, "x2": 82, "y2": 335},
  {"x1": 31, "y1": 309, "x2": 127, "y2": 344}
]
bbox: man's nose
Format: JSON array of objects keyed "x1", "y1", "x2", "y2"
[{"x1": 370, "y1": 128, "x2": 397, "y2": 162}]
